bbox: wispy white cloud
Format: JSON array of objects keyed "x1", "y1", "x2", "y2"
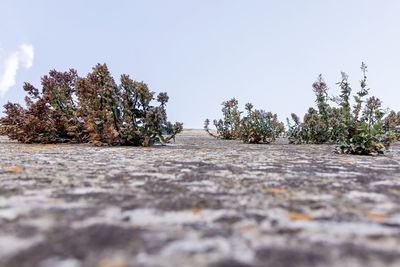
[{"x1": 0, "y1": 44, "x2": 34, "y2": 97}]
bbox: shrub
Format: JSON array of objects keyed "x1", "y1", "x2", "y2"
[
  {"x1": 0, "y1": 64, "x2": 182, "y2": 147},
  {"x1": 286, "y1": 113, "x2": 302, "y2": 144},
  {"x1": 240, "y1": 103, "x2": 284, "y2": 144},
  {"x1": 383, "y1": 110, "x2": 400, "y2": 140},
  {"x1": 0, "y1": 69, "x2": 86, "y2": 143},
  {"x1": 204, "y1": 99, "x2": 283, "y2": 144},
  {"x1": 287, "y1": 63, "x2": 396, "y2": 155},
  {"x1": 204, "y1": 98, "x2": 241, "y2": 140},
  {"x1": 286, "y1": 75, "x2": 342, "y2": 144},
  {"x1": 337, "y1": 96, "x2": 396, "y2": 155}
]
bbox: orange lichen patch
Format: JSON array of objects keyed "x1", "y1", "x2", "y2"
[
  {"x1": 388, "y1": 188, "x2": 400, "y2": 195},
  {"x1": 366, "y1": 211, "x2": 387, "y2": 222},
  {"x1": 121, "y1": 176, "x2": 130, "y2": 181},
  {"x1": 191, "y1": 208, "x2": 202, "y2": 215},
  {"x1": 175, "y1": 183, "x2": 184, "y2": 190},
  {"x1": 287, "y1": 212, "x2": 312, "y2": 221},
  {"x1": 28, "y1": 164, "x2": 40, "y2": 170},
  {"x1": 47, "y1": 198, "x2": 60, "y2": 204},
  {"x1": 98, "y1": 258, "x2": 127, "y2": 267},
  {"x1": 367, "y1": 234, "x2": 390, "y2": 241},
  {"x1": 239, "y1": 224, "x2": 257, "y2": 233},
  {"x1": 4, "y1": 166, "x2": 23, "y2": 174},
  {"x1": 266, "y1": 187, "x2": 287, "y2": 194},
  {"x1": 342, "y1": 159, "x2": 354, "y2": 164}
]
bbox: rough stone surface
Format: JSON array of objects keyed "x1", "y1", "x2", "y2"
[{"x1": 0, "y1": 130, "x2": 400, "y2": 267}]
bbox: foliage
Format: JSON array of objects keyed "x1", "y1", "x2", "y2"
[
  {"x1": 0, "y1": 64, "x2": 182, "y2": 147},
  {"x1": 337, "y1": 96, "x2": 396, "y2": 155},
  {"x1": 240, "y1": 103, "x2": 284, "y2": 144},
  {"x1": 287, "y1": 63, "x2": 397, "y2": 155},
  {"x1": 286, "y1": 75, "x2": 343, "y2": 144},
  {"x1": 383, "y1": 110, "x2": 400, "y2": 140},
  {"x1": 286, "y1": 113, "x2": 302, "y2": 144},
  {"x1": 0, "y1": 69, "x2": 85, "y2": 143},
  {"x1": 204, "y1": 99, "x2": 283, "y2": 144},
  {"x1": 204, "y1": 98, "x2": 241, "y2": 140}
]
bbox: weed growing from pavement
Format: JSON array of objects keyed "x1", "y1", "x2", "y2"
[
  {"x1": 204, "y1": 99, "x2": 284, "y2": 144},
  {"x1": 1, "y1": 62, "x2": 398, "y2": 155},
  {"x1": 0, "y1": 64, "x2": 182, "y2": 147},
  {"x1": 287, "y1": 63, "x2": 397, "y2": 155}
]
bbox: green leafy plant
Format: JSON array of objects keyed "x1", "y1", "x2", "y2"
[
  {"x1": 287, "y1": 63, "x2": 397, "y2": 155},
  {"x1": 383, "y1": 110, "x2": 400, "y2": 140},
  {"x1": 0, "y1": 69, "x2": 86, "y2": 143},
  {"x1": 337, "y1": 96, "x2": 395, "y2": 155},
  {"x1": 205, "y1": 99, "x2": 283, "y2": 144},
  {"x1": 204, "y1": 98, "x2": 241, "y2": 139},
  {"x1": 0, "y1": 64, "x2": 182, "y2": 147},
  {"x1": 240, "y1": 103, "x2": 284, "y2": 144},
  {"x1": 286, "y1": 75, "x2": 341, "y2": 144},
  {"x1": 286, "y1": 113, "x2": 302, "y2": 144}
]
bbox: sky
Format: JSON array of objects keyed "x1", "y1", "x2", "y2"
[{"x1": 1, "y1": 0, "x2": 399, "y2": 129}]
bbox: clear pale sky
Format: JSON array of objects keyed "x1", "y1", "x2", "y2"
[{"x1": 1, "y1": 0, "x2": 399, "y2": 128}]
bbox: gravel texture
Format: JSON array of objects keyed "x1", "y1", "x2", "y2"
[{"x1": 0, "y1": 130, "x2": 400, "y2": 267}]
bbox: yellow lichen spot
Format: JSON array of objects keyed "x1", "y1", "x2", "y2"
[
  {"x1": 342, "y1": 159, "x2": 354, "y2": 164},
  {"x1": 47, "y1": 198, "x2": 60, "y2": 204},
  {"x1": 388, "y1": 188, "x2": 399, "y2": 195},
  {"x1": 5, "y1": 166, "x2": 23, "y2": 174},
  {"x1": 175, "y1": 183, "x2": 184, "y2": 190},
  {"x1": 266, "y1": 187, "x2": 287, "y2": 194},
  {"x1": 191, "y1": 208, "x2": 202, "y2": 215},
  {"x1": 29, "y1": 164, "x2": 39, "y2": 170},
  {"x1": 239, "y1": 224, "x2": 257, "y2": 233},
  {"x1": 366, "y1": 211, "x2": 387, "y2": 222},
  {"x1": 98, "y1": 258, "x2": 127, "y2": 267},
  {"x1": 287, "y1": 212, "x2": 312, "y2": 221}
]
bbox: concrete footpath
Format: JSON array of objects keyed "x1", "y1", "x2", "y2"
[{"x1": 0, "y1": 130, "x2": 399, "y2": 267}]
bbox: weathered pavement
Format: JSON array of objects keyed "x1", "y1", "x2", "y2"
[{"x1": 0, "y1": 130, "x2": 400, "y2": 267}]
